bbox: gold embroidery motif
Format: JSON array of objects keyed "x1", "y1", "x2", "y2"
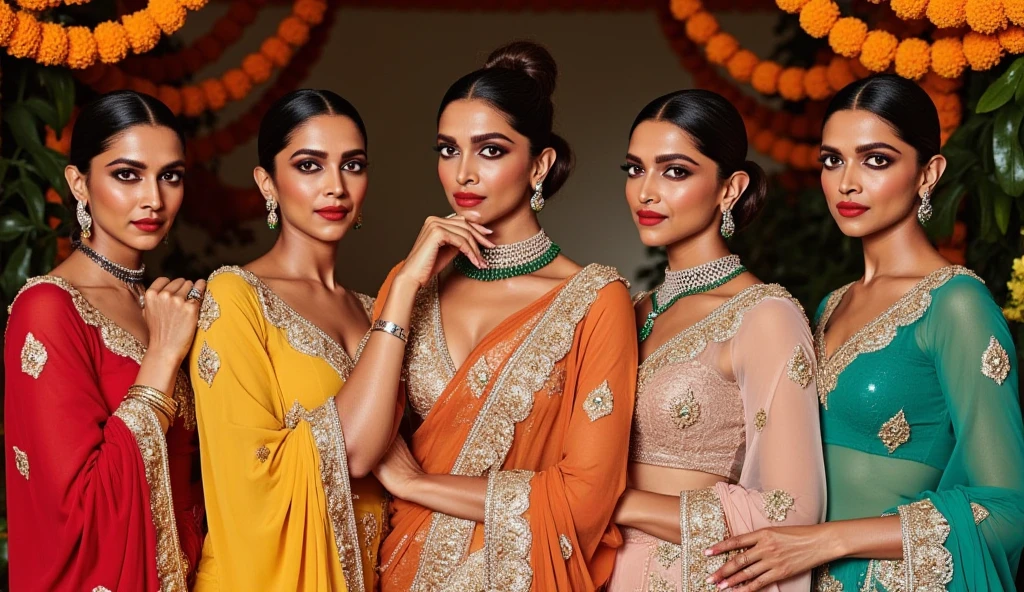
[
  {"x1": 680, "y1": 487, "x2": 731, "y2": 592},
  {"x1": 13, "y1": 446, "x2": 29, "y2": 480},
  {"x1": 971, "y1": 502, "x2": 990, "y2": 524},
  {"x1": 814, "y1": 565, "x2": 843, "y2": 591},
  {"x1": 543, "y1": 365, "x2": 566, "y2": 397},
  {"x1": 113, "y1": 399, "x2": 189, "y2": 591},
  {"x1": 649, "y1": 572, "x2": 679, "y2": 592},
  {"x1": 669, "y1": 389, "x2": 701, "y2": 429},
  {"x1": 468, "y1": 356, "x2": 490, "y2": 399},
  {"x1": 761, "y1": 489, "x2": 795, "y2": 522},
  {"x1": 403, "y1": 278, "x2": 457, "y2": 417},
  {"x1": 656, "y1": 542, "x2": 682, "y2": 568},
  {"x1": 786, "y1": 344, "x2": 813, "y2": 388},
  {"x1": 485, "y1": 469, "x2": 534, "y2": 592},
  {"x1": 20, "y1": 332, "x2": 47, "y2": 378},
  {"x1": 255, "y1": 445, "x2": 270, "y2": 463},
  {"x1": 754, "y1": 408, "x2": 767, "y2": 432},
  {"x1": 361, "y1": 512, "x2": 379, "y2": 550},
  {"x1": 356, "y1": 292, "x2": 376, "y2": 318},
  {"x1": 981, "y1": 336, "x2": 1011, "y2": 385},
  {"x1": 862, "y1": 499, "x2": 952, "y2": 592},
  {"x1": 198, "y1": 291, "x2": 220, "y2": 331},
  {"x1": 583, "y1": 380, "x2": 614, "y2": 422},
  {"x1": 10, "y1": 276, "x2": 196, "y2": 429},
  {"x1": 879, "y1": 409, "x2": 911, "y2": 454},
  {"x1": 197, "y1": 341, "x2": 220, "y2": 387},
  {"x1": 284, "y1": 400, "x2": 365, "y2": 592},
  {"x1": 814, "y1": 266, "x2": 982, "y2": 408},
  {"x1": 559, "y1": 534, "x2": 573, "y2": 560},
  {"x1": 93, "y1": 587, "x2": 113, "y2": 592}
]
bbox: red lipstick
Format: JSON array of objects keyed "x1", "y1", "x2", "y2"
[
  {"x1": 315, "y1": 206, "x2": 349, "y2": 222},
  {"x1": 132, "y1": 218, "x2": 164, "y2": 233},
  {"x1": 454, "y1": 192, "x2": 485, "y2": 208},
  {"x1": 836, "y1": 201, "x2": 870, "y2": 218},
  {"x1": 637, "y1": 209, "x2": 667, "y2": 227}
]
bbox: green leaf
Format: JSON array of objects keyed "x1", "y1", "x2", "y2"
[
  {"x1": 928, "y1": 180, "x2": 966, "y2": 240},
  {"x1": 22, "y1": 97, "x2": 59, "y2": 133},
  {"x1": 3, "y1": 104, "x2": 43, "y2": 152},
  {"x1": 978, "y1": 58, "x2": 1024, "y2": 113},
  {"x1": 992, "y1": 104, "x2": 1024, "y2": 196},
  {"x1": 26, "y1": 147, "x2": 68, "y2": 200},
  {"x1": 938, "y1": 146, "x2": 979, "y2": 184},
  {"x1": 995, "y1": 189, "x2": 1013, "y2": 235},
  {"x1": 37, "y1": 67, "x2": 75, "y2": 132},
  {"x1": 0, "y1": 212, "x2": 35, "y2": 241},
  {"x1": 0, "y1": 240, "x2": 32, "y2": 298},
  {"x1": 33, "y1": 235, "x2": 57, "y2": 275},
  {"x1": 979, "y1": 180, "x2": 999, "y2": 242},
  {"x1": 7, "y1": 177, "x2": 46, "y2": 226}
]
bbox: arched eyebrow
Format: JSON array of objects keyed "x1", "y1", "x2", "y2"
[{"x1": 436, "y1": 133, "x2": 515, "y2": 145}]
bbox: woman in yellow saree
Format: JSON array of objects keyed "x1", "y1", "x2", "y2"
[{"x1": 371, "y1": 42, "x2": 639, "y2": 592}]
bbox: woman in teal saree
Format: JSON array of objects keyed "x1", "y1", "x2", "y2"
[{"x1": 703, "y1": 74, "x2": 1024, "y2": 592}]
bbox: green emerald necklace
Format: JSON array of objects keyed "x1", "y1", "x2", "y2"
[
  {"x1": 639, "y1": 254, "x2": 746, "y2": 342},
  {"x1": 454, "y1": 230, "x2": 560, "y2": 281}
]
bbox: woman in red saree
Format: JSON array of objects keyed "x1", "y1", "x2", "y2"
[
  {"x1": 4, "y1": 91, "x2": 204, "y2": 591},
  {"x1": 371, "y1": 42, "x2": 638, "y2": 592}
]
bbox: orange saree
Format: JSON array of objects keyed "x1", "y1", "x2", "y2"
[{"x1": 375, "y1": 263, "x2": 638, "y2": 592}]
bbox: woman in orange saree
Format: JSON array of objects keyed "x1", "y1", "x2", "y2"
[{"x1": 370, "y1": 42, "x2": 638, "y2": 592}]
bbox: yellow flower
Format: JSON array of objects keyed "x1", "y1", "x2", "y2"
[
  {"x1": 927, "y1": 0, "x2": 968, "y2": 28},
  {"x1": 147, "y1": 0, "x2": 186, "y2": 35},
  {"x1": 726, "y1": 49, "x2": 759, "y2": 82},
  {"x1": 7, "y1": 12, "x2": 41, "y2": 59},
  {"x1": 891, "y1": 0, "x2": 928, "y2": 20},
  {"x1": 799, "y1": 0, "x2": 840, "y2": 38},
  {"x1": 121, "y1": 11, "x2": 161, "y2": 54},
  {"x1": 931, "y1": 37, "x2": 968, "y2": 78},
  {"x1": 895, "y1": 38, "x2": 931, "y2": 79},
  {"x1": 66, "y1": 26, "x2": 97, "y2": 69},
  {"x1": 829, "y1": 17, "x2": 868, "y2": 58},
  {"x1": 966, "y1": 0, "x2": 1007, "y2": 34},
  {"x1": 1013, "y1": 256, "x2": 1024, "y2": 275},
  {"x1": 706, "y1": 32, "x2": 739, "y2": 65},
  {"x1": 963, "y1": 31, "x2": 1004, "y2": 70},
  {"x1": 999, "y1": 26, "x2": 1024, "y2": 53},
  {"x1": 777, "y1": 0, "x2": 811, "y2": 14},
  {"x1": 671, "y1": 0, "x2": 702, "y2": 20},
  {"x1": 36, "y1": 23, "x2": 68, "y2": 66},
  {"x1": 860, "y1": 30, "x2": 898, "y2": 72}
]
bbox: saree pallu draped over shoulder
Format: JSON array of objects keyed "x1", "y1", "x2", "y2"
[{"x1": 377, "y1": 263, "x2": 639, "y2": 592}]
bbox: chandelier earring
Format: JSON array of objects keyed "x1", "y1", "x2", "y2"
[
  {"x1": 530, "y1": 181, "x2": 545, "y2": 213},
  {"x1": 720, "y1": 207, "x2": 735, "y2": 239},
  {"x1": 918, "y1": 189, "x2": 933, "y2": 225},
  {"x1": 354, "y1": 213, "x2": 363, "y2": 230},
  {"x1": 266, "y1": 196, "x2": 279, "y2": 230},
  {"x1": 76, "y1": 200, "x2": 92, "y2": 239}
]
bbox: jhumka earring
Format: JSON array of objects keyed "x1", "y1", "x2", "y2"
[
  {"x1": 720, "y1": 208, "x2": 735, "y2": 239},
  {"x1": 266, "y1": 197, "x2": 279, "y2": 230},
  {"x1": 918, "y1": 189, "x2": 933, "y2": 225},
  {"x1": 530, "y1": 181, "x2": 545, "y2": 212}
]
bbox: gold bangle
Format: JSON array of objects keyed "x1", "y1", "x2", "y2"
[
  {"x1": 127, "y1": 385, "x2": 178, "y2": 421},
  {"x1": 128, "y1": 390, "x2": 175, "y2": 422}
]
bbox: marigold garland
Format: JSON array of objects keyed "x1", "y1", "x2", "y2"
[
  {"x1": 798, "y1": 0, "x2": 839, "y2": 38},
  {"x1": 891, "y1": 0, "x2": 928, "y2": 20},
  {"x1": 963, "y1": 31, "x2": 1004, "y2": 69},
  {"x1": 829, "y1": 17, "x2": 868, "y2": 57},
  {"x1": 1000, "y1": 26, "x2": 1024, "y2": 53},
  {"x1": 895, "y1": 37, "x2": 931, "y2": 79},
  {"x1": 965, "y1": 0, "x2": 1007, "y2": 35}
]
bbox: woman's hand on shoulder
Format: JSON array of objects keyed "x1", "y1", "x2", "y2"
[
  {"x1": 394, "y1": 215, "x2": 495, "y2": 290},
  {"x1": 143, "y1": 277, "x2": 206, "y2": 365}
]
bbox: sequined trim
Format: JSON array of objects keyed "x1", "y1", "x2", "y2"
[
  {"x1": 879, "y1": 409, "x2": 911, "y2": 454},
  {"x1": 113, "y1": 398, "x2": 188, "y2": 591},
  {"x1": 255, "y1": 445, "x2": 269, "y2": 463},
  {"x1": 754, "y1": 408, "x2": 767, "y2": 432},
  {"x1": 284, "y1": 399, "x2": 365, "y2": 592},
  {"x1": 583, "y1": 380, "x2": 614, "y2": 422},
  {"x1": 13, "y1": 446, "x2": 29, "y2": 480},
  {"x1": 11, "y1": 276, "x2": 196, "y2": 429},
  {"x1": 814, "y1": 266, "x2": 981, "y2": 407},
  {"x1": 761, "y1": 489, "x2": 795, "y2": 522},
  {"x1": 650, "y1": 572, "x2": 679, "y2": 592},
  {"x1": 361, "y1": 512, "x2": 379, "y2": 550},
  {"x1": 484, "y1": 470, "x2": 534, "y2": 592},
  {"x1": 814, "y1": 565, "x2": 843, "y2": 591},
  {"x1": 786, "y1": 344, "x2": 812, "y2": 388},
  {"x1": 638, "y1": 284, "x2": 804, "y2": 393},
  {"x1": 20, "y1": 332, "x2": 47, "y2": 378},
  {"x1": 410, "y1": 264, "x2": 626, "y2": 592},
  {"x1": 862, "y1": 499, "x2": 952, "y2": 592},
  {"x1": 559, "y1": 534, "x2": 573, "y2": 560},
  {"x1": 971, "y1": 502, "x2": 989, "y2": 524},
  {"x1": 680, "y1": 487, "x2": 731, "y2": 592},
  {"x1": 468, "y1": 356, "x2": 490, "y2": 398},
  {"x1": 356, "y1": 292, "x2": 376, "y2": 318},
  {"x1": 981, "y1": 336, "x2": 1011, "y2": 385},
  {"x1": 198, "y1": 291, "x2": 220, "y2": 331},
  {"x1": 656, "y1": 542, "x2": 682, "y2": 568},
  {"x1": 196, "y1": 341, "x2": 220, "y2": 387},
  {"x1": 403, "y1": 277, "x2": 455, "y2": 417}
]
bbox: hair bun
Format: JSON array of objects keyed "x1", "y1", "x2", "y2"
[{"x1": 484, "y1": 41, "x2": 558, "y2": 97}]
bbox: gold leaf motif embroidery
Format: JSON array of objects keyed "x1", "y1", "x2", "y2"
[
  {"x1": 361, "y1": 512, "x2": 379, "y2": 550},
  {"x1": 656, "y1": 542, "x2": 682, "y2": 568},
  {"x1": 583, "y1": 381, "x2": 614, "y2": 422},
  {"x1": 981, "y1": 336, "x2": 1011, "y2": 385},
  {"x1": 786, "y1": 344, "x2": 813, "y2": 388},
  {"x1": 559, "y1": 534, "x2": 573, "y2": 560},
  {"x1": 755, "y1": 408, "x2": 767, "y2": 432},
  {"x1": 544, "y1": 365, "x2": 566, "y2": 397},
  {"x1": 484, "y1": 469, "x2": 534, "y2": 592},
  {"x1": 971, "y1": 502, "x2": 990, "y2": 524},
  {"x1": 198, "y1": 291, "x2": 220, "y2": 331},
  {"x1": 680, "y1": 487, "x2": 732, "y2": 592},
  {"x1": 197, "y1": 341, "x2": 220, "y2": 387},
  {"x1": 669, "y1": 389, "x2": 701, "y2": 430},
  {"x1": 20, "y1": 332, "x2": 47, "y2": 379},
  {"x1": 467, "y1": 357, "x2": 490, "y2": 399},
  {"x1": 879, "y1": 409, "x2": 911, "y2": 454},
  {"x1": 13, "y1": 446, "x2": 29, "y2": 480},
  {"x1": 863, "y1": 499, "x2": 952, "y2": 592},
  {"x1": 761, "y1": 489, "x2": 795, "y2": 522},
  {"x1": 814, "y1": 565, "x2": 843, "y2": 591},
  {"x1": 649, "y1": 572, "x2": 679, "y2": 592},
  {"x1": 255, "y1": 445, "x2": 270, "y2": 463}
]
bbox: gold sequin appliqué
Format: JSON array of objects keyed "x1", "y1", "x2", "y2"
[
  {"x1": 484, "y1": 470, "x2": 534, "y2": 592},
  {"x1": 862, "y1": 499, "x2": 952, "y2": 592},
  {"x1": 761, "y1": 489, "x2": 795, "y2": 522},
  {"x1": 786, "y1": 344, "x2": 813, "y2": 388},
  {"x1": 879, "y1": 409, "x2": 911, "y2": 454},
  {"x1": 20, "y1": 332, "x2": 47, "y2": 378},
  {"x1": 197, "y1": 341, "x2": 220, "y2": 387},
  {"x1": 361, "y1": 512, "x2": 379, "y2": 550},
  {"x1": 656, "y1": 542, "x2": 682, "y2": 568},
  {"x1": 583, "y1": 381, "x2": 614, "y2": 422},
  {"x1": 971, "y1": 502, "x2": 990, "y2": 524},
  {"x1": 198, "y1": 291, "x2": 220, "y2": 331},
  {"x1": 814, "y1": 266, "x2": 982, "y2": 408},
  {"x1": 755, "y1": 408, "x2": 767, "y2": 432},
  {"x1": 814, "y1": 565, "x2": 843, "y2": 591},
  {"x1": 649, "y1": 572, "x2": 679, "y2": 592},
  {"x1": 255, "y1": 445, "x2": 270, "y2": 463},
  {"x1": 559, "y1": 534, "x2": 573, "y2": 560},
  {"x1": 467, "y1": 356, "x2": 490, "y2": 398},
  {"x1": 670, "y1": 389, "x2": 701, "y2": 429},
  {"x1": 981, "y1": 336, "x2": 1011, "y2": 385},
  {"x1": 680, "y1": 487, "x2": 731, "y2": 592},
  {"x1": 13, "y1": 446, "x2": 29, "y2": 480}
]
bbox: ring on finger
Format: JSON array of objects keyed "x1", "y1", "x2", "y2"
[{"x1": 186, "y1": 286, "x2": 203, "y2": 302}]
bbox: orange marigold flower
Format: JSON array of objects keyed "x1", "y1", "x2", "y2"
[
  {"x1": 938, "y1": 104, "x2": 963, "y2": 130},
  {"x1": 181, "y1": 85, "x2": 206, "y2": 117},
  {"x1": 671, "y1": 0, "x2": 702, "y2": 20},
  {"x1": 242, "y1": 52, "x2": 273, "y2": 83},
  {"x1": 859, "y1": 30, "x2": 898, "y2": 72},
  {"x1": 770, "y1": 138, "x2": 795, "y2": 163},
  {"x1": 200, "y1": 78, "x2": 228, "y2": 111},
  {"x1": 799, "y1": 0, "x2": 840, "y2": 38},
  {"x1": 277, "y1": 16, "x2": 309, "y2": 46},
  {"x1": 828, "y1": 17, "x2": 868, "y2": 58},
  {"x1": 94, "y1": 21, "x2": 129, "y2": 63},
  {"x1": 705, "y1": 33, "x2": 739, "y2": 65},
  {"x1": 778, "y1": 67, "x2": 808, "y2": 101},
  {"x1": 804, "y1": 65, "x2": 832, "y2": 99},
  {"x1": 44, "y1": 125, "x2": 71, "y2": 155},
  {"x1": 826, "y1": 56, "x2": 856, "y2": 90},
  {"x1": 931, "y1": 37, "x2": 968, "y2": 77},
  {"x1": 8, "y1": 13, "x2": 41, "y2": 59},
  {"x1": 222, "y1": 68, "x2": 252, "y2": 101},
  {"x1": 966, "y1": 0, "x2": 1007, "y2": 34},
  {"x1": 685, "y1": 12, "x2": 719, "y2": 45},
  {"x1": 891, "y1": 0, "x2": 928, "y2": 20},
  {"x1": 36, "y1": 23, "x2": 68, "y2": 66},
  {"x1": 963, "y1": 31, "x2": 1004, "y2": 70},
  {"x1": 726, "y1": 49, "x2": 759, "y2": 82},
  {"x1": 147, "y1": 0, "x2": 187, "y2": 35},
  {"x1": 777, "y1": 0, "x2": 811, "y2": 14},
  {"x1": 922, "y1": 69, "x2": 962, "y2": 91},
  {"x1": 751, "y1": 60, "x2": 783, "y2": 94},
  {"x1": 0, "y1": 1, "x2": 17, "y2": 46},
  {"x1": 212, "y1": 20, "x2": 242, "y2": 44},
  {"x1": 179, "y1": 0, "x2": 209, "y2": 10},
  {"x1": 770, "y1": 111, "x2": 793, "y2": 134},
  {"x1": 129, "y1": 76, "x2": 159, "y2": 97},
  {"x1": 789, "y1": 144, "x2": 810, "y2": 169},
  {"x1": 294, "y1": 0, "x2": 326, "y2": 25},
  {"x1": 16, "y1": 0, "x2": 59, "y2": 13},
  {"x1": 260, "y1": 36, "x2": 292, "y2": 66},
  {"x1": 1008, "y1": 0, "x2": 1024, "y2": 25},
  {"x1": 158, "y1": 85, "x2": 182, "y2": 115},
  {"x1": 999, "y1": 26, "x2": 1024, "y2": 53},
  {"x1": 753, "y1": 129, "x2": 776, "y2": 153},
  {"x1": 894, "y1": 38, "x2": 931, "y2": 79},
  {"x1": 122, "y1": 11, "x2": 161, "y2": 54},
  {"x1": 927, "y1": 0, "x2": 967, "y2": 28}
]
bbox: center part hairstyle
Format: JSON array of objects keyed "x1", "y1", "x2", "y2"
[
  {"x1": 257, "y1": 88, "x2": 367, "y2": 174},
  {"x1": 824, "y1": 74, "x2": 940, "y2": 166},
  {"x1": 631, "y1": 89, "x2": 768, "y2": 232},
  {"x1": 438, "y1": 41, "x2": 574, "y2": 200}
]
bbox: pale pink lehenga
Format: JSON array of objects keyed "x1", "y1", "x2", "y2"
[{"x1": 608, "y1": 284, "x2": 827, "y2": 592}]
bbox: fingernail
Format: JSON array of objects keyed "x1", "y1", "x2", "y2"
[
  {"x1": 705, "y1": 549, "x2": 713, "y2": 556},
  {"x1": 718, "y1": 582, "x2": 728, "y2": 590},
  {"x1": 706, "y1": 577, "x2": 715, "y2": 584}
]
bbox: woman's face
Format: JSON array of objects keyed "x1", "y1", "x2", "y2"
[
  {"x1": 435, "y1": 99, "x2": 546, "y2": 226},
  {"x1": 70, "y1": 124, "x2": 185, "y2": 252},
  {"x1": 259, "y1": 114, "x2": 368, "y2": 242},
  {"x1": 624, "y1": 120, "x2": 732, "y2": 247},
  {"x1": 819, "y1": 109, "x2": 936, "y2": 238}
]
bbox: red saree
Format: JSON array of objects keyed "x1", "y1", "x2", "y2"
[{"x1": 4, "y1": 277, "x2": 202, "y2": 592}]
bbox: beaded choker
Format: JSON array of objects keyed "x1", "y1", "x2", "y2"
[
  {"x1": 73, "y1": 239, "x2": 147, "y2": 307},
  {"x1": 640, "y1": 255, "x2": 746, "y2": 342},
  {"x1": 454, "y1": 230, "x2": 560, "y2": 281}
]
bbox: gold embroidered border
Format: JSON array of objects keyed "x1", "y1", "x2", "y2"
[
  {"x1": 399, "y1": 278, "x2": 451, "y2": 417},
  {"x1": 861, "y1": 499, "x2": 952, "y2": 592},
  {"x1": 679, "y1": 487, "x2": 731, "y2": 592},
  {"x1": 113, "y1": 399, "x2": 188, "y2": 592},
  {"x1": 814, "y1": 266, "x2": 981, "y2": 407},
  {"x1": 410, "y1": 264, "x2": 626, "y2": 592},
  {"x1": 284, "y1": 399, "x2": 366, "y2": 592},
  {"x1": 484, "y1": 470, "x2": 534, "y2": 592}
]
